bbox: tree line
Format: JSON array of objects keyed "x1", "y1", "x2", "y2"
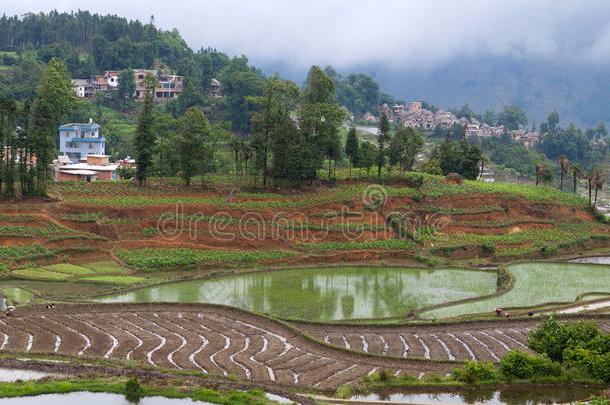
[{"x1": 0, "y1": 58, "x2": 76, "y2": 197}]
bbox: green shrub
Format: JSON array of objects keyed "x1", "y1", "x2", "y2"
[
  {"x1": 481, "y1": 241, "x2": 496, "y2": 255},
  {"x1": 124, "y1": 377, "x2": 143, "y2": 403},
  {"x1": 564, "y1": 347, "x2": 610, "y2": 383},
  {"x1": 500, "y1": 350, "x2": 562, "y2": 381},
  {"x1": 528, "y1": 318, "x2": 600, "y2": 362},
  {"x1": 540, "y1": 244, "x2": 558, "y2": 257},
  {"x1": 404, "y1": 173, "x2": 424, "y2": 188},
  {"x1": 335, "y1": 385, "x2": 352, "y2": 399},
  {"x1": 452, "y1": 360, "x2": 497, "y2": 383}
]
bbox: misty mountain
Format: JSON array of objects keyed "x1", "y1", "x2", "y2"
[{"x1": 262, "y1": 56, "x2": 610, "y2": 128}]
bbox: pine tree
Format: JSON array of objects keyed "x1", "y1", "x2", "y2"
[
  {"x1": 376, "y1": 112, "x2": 390, "y2": 177},
  {"x1": 388, "y1": 127, "x2": 423, "y2": 174},
  {"x1": 345, "y1": 127, "x2": 359, "y2": 176},
  {"x1": 134, "y1": 75, "x2": 158, "y2": 186},
  {"x1": 30, "y1": 58, "x2": 76, "y2": 194},
  {"x1": 175, "y1": 107, "x2": 210, "y2": 187}
]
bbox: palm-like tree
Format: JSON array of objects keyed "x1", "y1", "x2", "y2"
[
  {"x1": 535, "y1": 163, "x2": 543, "y2": 186},
  {"x1": 570, "y1": 164, "x2": 582, "y2": 194},
  {"x1": 558, "y1": 155, "x2": 570, "y2": 191},
  {"x1": 593, "y1": 168, "x2": 605, "y2": 206},
  {"x1": 479, "y1": 155, "x2": 489, "y2": 180}
]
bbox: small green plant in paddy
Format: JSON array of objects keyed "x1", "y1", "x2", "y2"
[
  {"x1": 117, "y1": 248, "x2": 296, "y2": 271},
  {"x1": 421, "y1": 262, "x2": 610, "y2": 319}
]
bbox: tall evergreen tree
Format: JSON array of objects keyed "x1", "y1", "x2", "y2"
[
  {"x1": 298, "y1": 66, "x2": 344, "y2": 182},
  {"x1": 376, "y1": 112, "x2": 390, "y2": 177},
  {"x1": 345, "y1": 127, "x2": 359, "y2": 175},
  {"x1": 251, "y1": 77, "x2": 299, "y2": 186},
  {"x1": 134, "y1": 75, "x2": 158, "y2": 186},
  {"x1": 388, "y1": 127, "x2": 423, "y2": 174},
  {"x1": 115, "y1": 68, "x2": 136, "y2": 109},
  {"x1": 174, "y1": 107, "x2": 211, "y2": 187},
  {"x1": 30, "y1": 58, "x2": 76, "y2": 194}
]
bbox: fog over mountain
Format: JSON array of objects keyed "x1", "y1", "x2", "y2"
[{"x1": 5, "y1": 0, "x2": 610, "y2": 125}]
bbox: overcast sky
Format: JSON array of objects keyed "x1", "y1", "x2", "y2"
[{"x1": 4, "y1": 0, "x2": 610, "y2": 70}]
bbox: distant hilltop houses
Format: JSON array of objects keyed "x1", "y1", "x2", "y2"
[
  {"x1": 72, "y1": 69, "x2": 185, "y2": 101},
  {"x1": 362, "y1": 101, "x2": 541, "y2": 149},
  {"x1": 72, "y1": 69, "x2": 222, "y2": 101}
]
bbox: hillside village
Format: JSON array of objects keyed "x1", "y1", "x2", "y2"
[{"x1": 363, "y1": 101, "x2": 541, "y2": 149}]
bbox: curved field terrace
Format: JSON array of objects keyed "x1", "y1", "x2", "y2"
[
  {"x1": 0, "y1": 303, "x2": 457, "y2": 390},
  {"x1": 3, "y1": 179, "x2": 610, "y2": 396}
]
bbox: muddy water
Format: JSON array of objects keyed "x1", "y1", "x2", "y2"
[
  {"x1": 0, "y1": 392, "x2": 215, "y2": 404},
  {"x1": 95, "y1": 266, "x2": 496, "y2": 321},
  {"x1": 352, "y1": 385, "x2": 600, "y2": 404}
]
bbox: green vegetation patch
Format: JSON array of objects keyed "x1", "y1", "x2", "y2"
[
  {"x1": 117, "y1": 248, "x2": 296, "y2": 271},
  {"x1": 0, "y1": 377, "x2": 275, "y2": 404},
  {"x1": 81, "y1": 261, "x2": 129, "y2": 274},
  {"x1": 421, "y1": 262, "x2": 610, "y2": 319},
  {"x1": 43, "y1": 263, "x2": 93, "y2": 276},
  {"x1": 0, "y1": 245, "x2": 54, "y2": 261},
  {"x1": 299, "y1": 239, "x2": 416, "y2": 251},
  {"x1": 12, "y1": 268, "x2": 72, "y2": 281}
]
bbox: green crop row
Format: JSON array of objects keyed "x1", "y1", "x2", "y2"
[
  {"x1": 0, "y1": 215, "x2": 36, "y2": 223},
  {"x1": 299, "y1": 238, "x2": 416, "y2": 251},
  {"x1": 0, "y1": 245, "x2": 54, "y2": 261},
  {"x1": 117, "y1": 248, "x2": 296, "y2": 271}
]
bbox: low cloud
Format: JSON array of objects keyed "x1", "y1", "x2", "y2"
[{"x1": 6, "y1": 0, "x2": 610, "y2": 68}]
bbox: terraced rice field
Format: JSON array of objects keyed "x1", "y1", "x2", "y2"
[
  {"x1": 95, "y1": 266, "x2": 497, "y2": 321},
  {"x1": 0, "y1": 304, "x2": 456, "y2": 389},
  {"x1": 421, "y1": 262, "x2": 610, "y2": 319},
  {"x1": 3, "y1": 303, "x2": 610, "y2": 390},
  {"x1": 297, "y1": 318, "x2": 610, "y2": 362}
]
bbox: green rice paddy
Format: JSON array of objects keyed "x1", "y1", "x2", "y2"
[
  {"x1": 95, "y1": 266, "x2": 497, "y2": 321},
  {"x1": 421, "y1": 262, "x2": 610, "y2": 319}
]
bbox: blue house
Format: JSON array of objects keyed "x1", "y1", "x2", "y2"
[{"x1": 58, "y1": 122, "x2": 106, "y2": 163}]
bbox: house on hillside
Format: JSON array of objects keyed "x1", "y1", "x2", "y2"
[
  {"x1": 58, "y1": 122, "x2": 106, "y2": 163},
  {"x1": 72, "y1": 69, "x2": 184, "y2": 101},
  {"x1": 71, "y1": 79, "x2": 96, "y2": 98},
  {"x1": 133, "y1": 69, "x2": 184, "y2": 101},
  {"x1": 55, "y1": 154, "x2": 119, "y2": 182},
  {"x1": 209, "y1": 78, "x2": 222, "y2": 98}
]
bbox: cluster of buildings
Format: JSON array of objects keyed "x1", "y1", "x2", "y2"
[
  {"x1": 53, "y1": 122, "x2": 134, "y2": 182},
  {"x1": 363, "y1": 101, "x2": 541, "y2": 149},
  {"x1": 72, "y1": 69, "x2": 185, "y2": 101}
]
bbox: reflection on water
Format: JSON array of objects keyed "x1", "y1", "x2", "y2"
[
  {"x1": 0, "y1": 367, "x2": 61, "y2": 382},
  {"x1": 353, "y1": 386, "x2": 599, "y2": 404},
  {"x1": 0, "y1": 392, "x2": 214, "y2": 404},
  {"x1": 96, "y1": 267, "x2": 496, "y2": 321}
]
